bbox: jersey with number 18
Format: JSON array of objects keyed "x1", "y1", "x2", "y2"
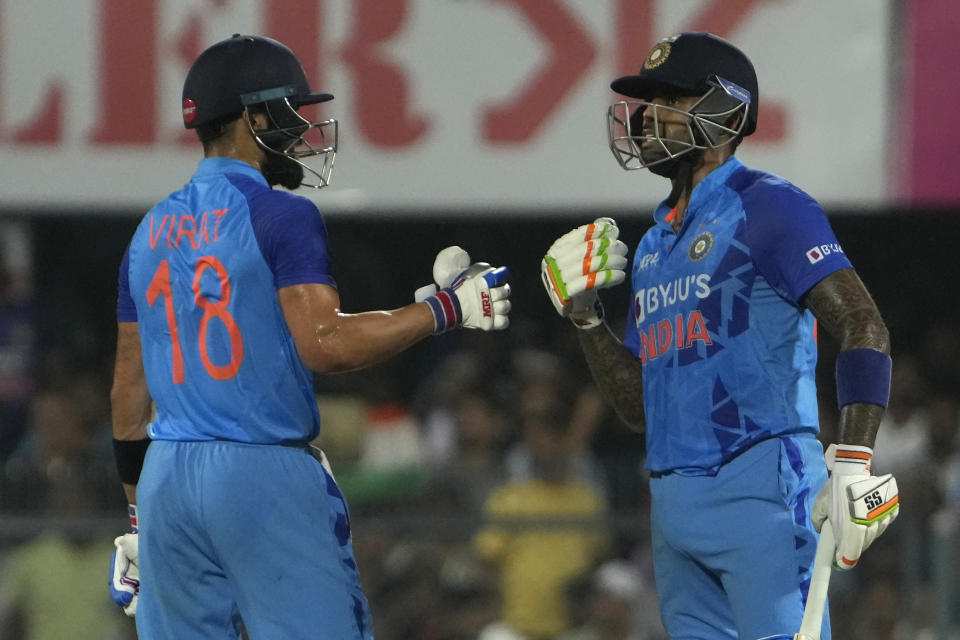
[{"x1": 117, "y1": 158, "x2": 336, "y2": 444}]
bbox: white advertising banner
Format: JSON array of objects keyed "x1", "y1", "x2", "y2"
[{"x1": 0, "y1": 0, "x2": 891, "y2": 215}]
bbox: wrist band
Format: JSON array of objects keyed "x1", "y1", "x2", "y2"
[
  {"x1": 128, "y1": 504, "x2": 139, "y2": 533},
  {"x1": 113, "y1": 437, "x2": 151, "y2": 485},
  {"x1": 832, "y1": 444, "x2": 873, "y2": 472},
  {"x1": 424, "y1": 289, "x2": 462, "y2": 334},
  {"x1": 835, "y1": 348, "x2": 892, "y2": 409}
]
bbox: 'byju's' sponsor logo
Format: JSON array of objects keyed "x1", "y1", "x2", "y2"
[
  {"x1": 633, "y1": 274, "x2": 711, "y2": 324},
  {"x1": 806, "y1": 243, "x2": 845, "y2": 264}
]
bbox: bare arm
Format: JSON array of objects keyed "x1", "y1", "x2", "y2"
[
  {"x1": 279, "y1": 283, "x2": 436, "y2": 374},
  {"x1": 110, "y1": 322, "x2": 153, "y2": 505},
  {"x1": 577, "y1": 323, "x2": 646, "y2": 433},
  {"x1": 802, "y1": 268, "x2": 890, "y2": 448}
]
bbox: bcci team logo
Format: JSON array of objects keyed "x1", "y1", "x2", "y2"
[
  {"x1": 644, "y1": 43, "x2": 671, "y2": 69},
  {"x1": 688, "y1": 232, "x2": 713, "y2": 262}
]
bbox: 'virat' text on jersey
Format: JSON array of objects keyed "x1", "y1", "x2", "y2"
[{"x1": 624, "y1": 157, "x2": 851, "y2": 474}]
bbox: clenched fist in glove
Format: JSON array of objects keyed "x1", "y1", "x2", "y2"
[
  {"x1": 811, "y1": 444, "x2": 899, "y2": 570},
  {"x1": 109, "y1": 505, "x2": 140, "y2": 616},
  {"x1": 542, "y1": 217, "x2": 628, "y2": 329},
  {"x1": 422, "y1": 253, "x2": 511, "y2": 333},
  {"x1": 414, "y1": 246, "x2": 472, "y2": 303}
]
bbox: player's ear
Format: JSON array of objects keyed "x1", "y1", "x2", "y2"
[{"x1": 243, "y1": 108, "x2": 268, "y2": 131}]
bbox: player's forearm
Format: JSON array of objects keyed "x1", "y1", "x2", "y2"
[
  {"x1": 111, "y1": 322, "x2": 153, "y2": 440},
  {"x1": 803, "y1": 269, "x2": 891, "y2": 448},
  {"x1": 299, "y1": 303, "x2": 436, "y2": 373},
  {"x1": 837, "y1": 403, "x2": 884, "y2": 449},
  {"x1": 577, "y1": 324, "x2": 646, "y2": 432},
  {"x1": 121, "y1": 483, "x2": 137, "y2": 505},
  {"x1": 111, "y1": 383, "x2": 152, "y2": 441}
]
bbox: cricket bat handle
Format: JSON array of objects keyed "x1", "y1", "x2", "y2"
[{"x1": 794, "y1": 520, "x2": 835, "y2": 640}]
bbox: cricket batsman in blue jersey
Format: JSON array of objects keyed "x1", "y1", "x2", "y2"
[
  {"x1": 542, "y1": 32, "x2": 899, "y2": 640},
  {"x1": 107, "y1": 34, "x2": 511, "y2": 640}
]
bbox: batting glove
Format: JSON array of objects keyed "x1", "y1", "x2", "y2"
[
  {"x1": 541, "y1": 217, "x2": 628, "y2": 329},
  {"x1": 109, "y1": 504, "x2": 140, "y2": 616},
  {"x1": 811, "y1": 444, "x2": 900, "y2": 570},
  {"x1": 424, "y1": 263, "x2": 511, "y2": 333},
  {"x1": 414, "y1": 246, "x2": 471, "y2": 302}
]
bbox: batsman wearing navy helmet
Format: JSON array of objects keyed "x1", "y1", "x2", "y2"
[
  {"x1": 542, "y1": 32, "x2": 899, "y2": 639},
  {"x1": 109, "y1": 34, "x2": 511, "y2": 639}
]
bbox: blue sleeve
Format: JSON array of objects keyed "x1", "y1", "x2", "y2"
[
  {"x1": 741, "y1": 179, "x2": 852, "y2": 304},
  {"x1": 249, "y1": 193, "x2": 337, "y2": 289},
  {"x1": 117, "y1": 245, "x2": 138, "y2": 322}
]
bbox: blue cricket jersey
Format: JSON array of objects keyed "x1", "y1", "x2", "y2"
[
  {"x1": 117, "y1": 158, "x2": 336, "y2": 443},
  {"x1": 624, "y1": 157, "x2": 851, "y2": 474}
]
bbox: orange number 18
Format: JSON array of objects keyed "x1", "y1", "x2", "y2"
[{"x1": 146, "y1": 256, "x2": 244, "y2": 384}]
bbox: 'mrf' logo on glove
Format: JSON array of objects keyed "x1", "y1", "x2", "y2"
[{"x1": 417, "y1": 246, "x2": 511, "y2": 333}]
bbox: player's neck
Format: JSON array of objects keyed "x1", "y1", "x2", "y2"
[
  {"x1": 203, "y1": 119, "x2": 265, "y2": 173},
  {"x1": 668, "y1": 149, "x2": 734, "y2": 232}
]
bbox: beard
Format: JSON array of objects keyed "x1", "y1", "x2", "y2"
[
  {"x1": 261, "y1": 150, "x2": 304, "y2": 190},
  {"x1": 641, "y1": 143, "x2": 691, "y2": 179}
]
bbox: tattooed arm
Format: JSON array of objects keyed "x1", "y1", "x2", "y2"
[
  {"x1": 801, "y1": 268, "x2": 891, "y2": 448},
  {"x1": 577, "y1": 324, "x2": 646, "y2": 433}
]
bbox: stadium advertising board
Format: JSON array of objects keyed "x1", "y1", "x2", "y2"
[{"x1": 0, "y1": 0, "x2": 892, "y2": 214}]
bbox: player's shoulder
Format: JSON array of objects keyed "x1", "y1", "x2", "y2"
[
  {"x1": 727, "y1": 165, "x2": 817, "y2": 208},
  {"x1": 239, "y1": 184, "x2": 324, "y2": 229},
  {"x1": 726, "y1": 164, "x2": 825, "y2": 224}
]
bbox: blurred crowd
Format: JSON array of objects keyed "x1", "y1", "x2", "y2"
[{"x1": 0, "y1": 246, "x2": 959, "y2": 640}]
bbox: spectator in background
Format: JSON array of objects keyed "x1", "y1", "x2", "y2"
[
  {"x1": 474, "y1": 393, "x2": 609, "y2": 640},
  {"x1": 505, "y1": 349, "x2": 608, "y2": 500},
  {"x1": 559, "y1": 559, "x2": 661, "y2": 640},
  {"x1": 413, "y1": 349, "x2": 508, "y2": 470},
  {"x1": 425, "y1": 386, "x2": 511, "y2": 516},
  {"x1": 0, "y1": 392, "x2": 133, "y2": 640},
  {"x1": 872, "y1": 353, "x2": 931, "y2": 481},
  {"x1": 932, "y1": 397, "x2": 960, "y2": 509},
  {"x1": 2, "y1": 390, "x2": 118, "y2": 514},
  {"x1": 0, "y1": 266, "x2": 37, "y2": 461}
]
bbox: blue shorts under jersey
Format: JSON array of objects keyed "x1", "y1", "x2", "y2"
[
  {"x1": 117, "y1": 157, "x2": 336, "y2": 444},
  {"x1": 624, "y1": 156, "x2": 852, "y2": 474},
  {"x1": 651, "y1": 434, "x2": 830, "y2": 640}
]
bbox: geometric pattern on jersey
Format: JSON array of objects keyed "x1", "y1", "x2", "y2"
[
  {"x1": 711, "y1": 376, "x2": 764, "y2": 453},
  {"x1": 675, "y1": 219, "x2": 756, "y2": 368},
  {"x1": 625, "y1": 157, "x2": 851, "y2": 473}
]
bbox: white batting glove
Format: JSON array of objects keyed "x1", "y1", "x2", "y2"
[
  {"x1": 109, "y1": 505, "x2": 140, "y2": 616},
  {"x1": 414, "y1": 246, "x2": 471, "y2": 302},
  {"x1": 541, "y1": 217, "x2": 628, "y2": 329},
  {"x1": 424, "y1": 263, "x2": 511, "y2": 332},
  {"x1": 811, "y1": 444, "x2": 900, "y2": 570}
]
